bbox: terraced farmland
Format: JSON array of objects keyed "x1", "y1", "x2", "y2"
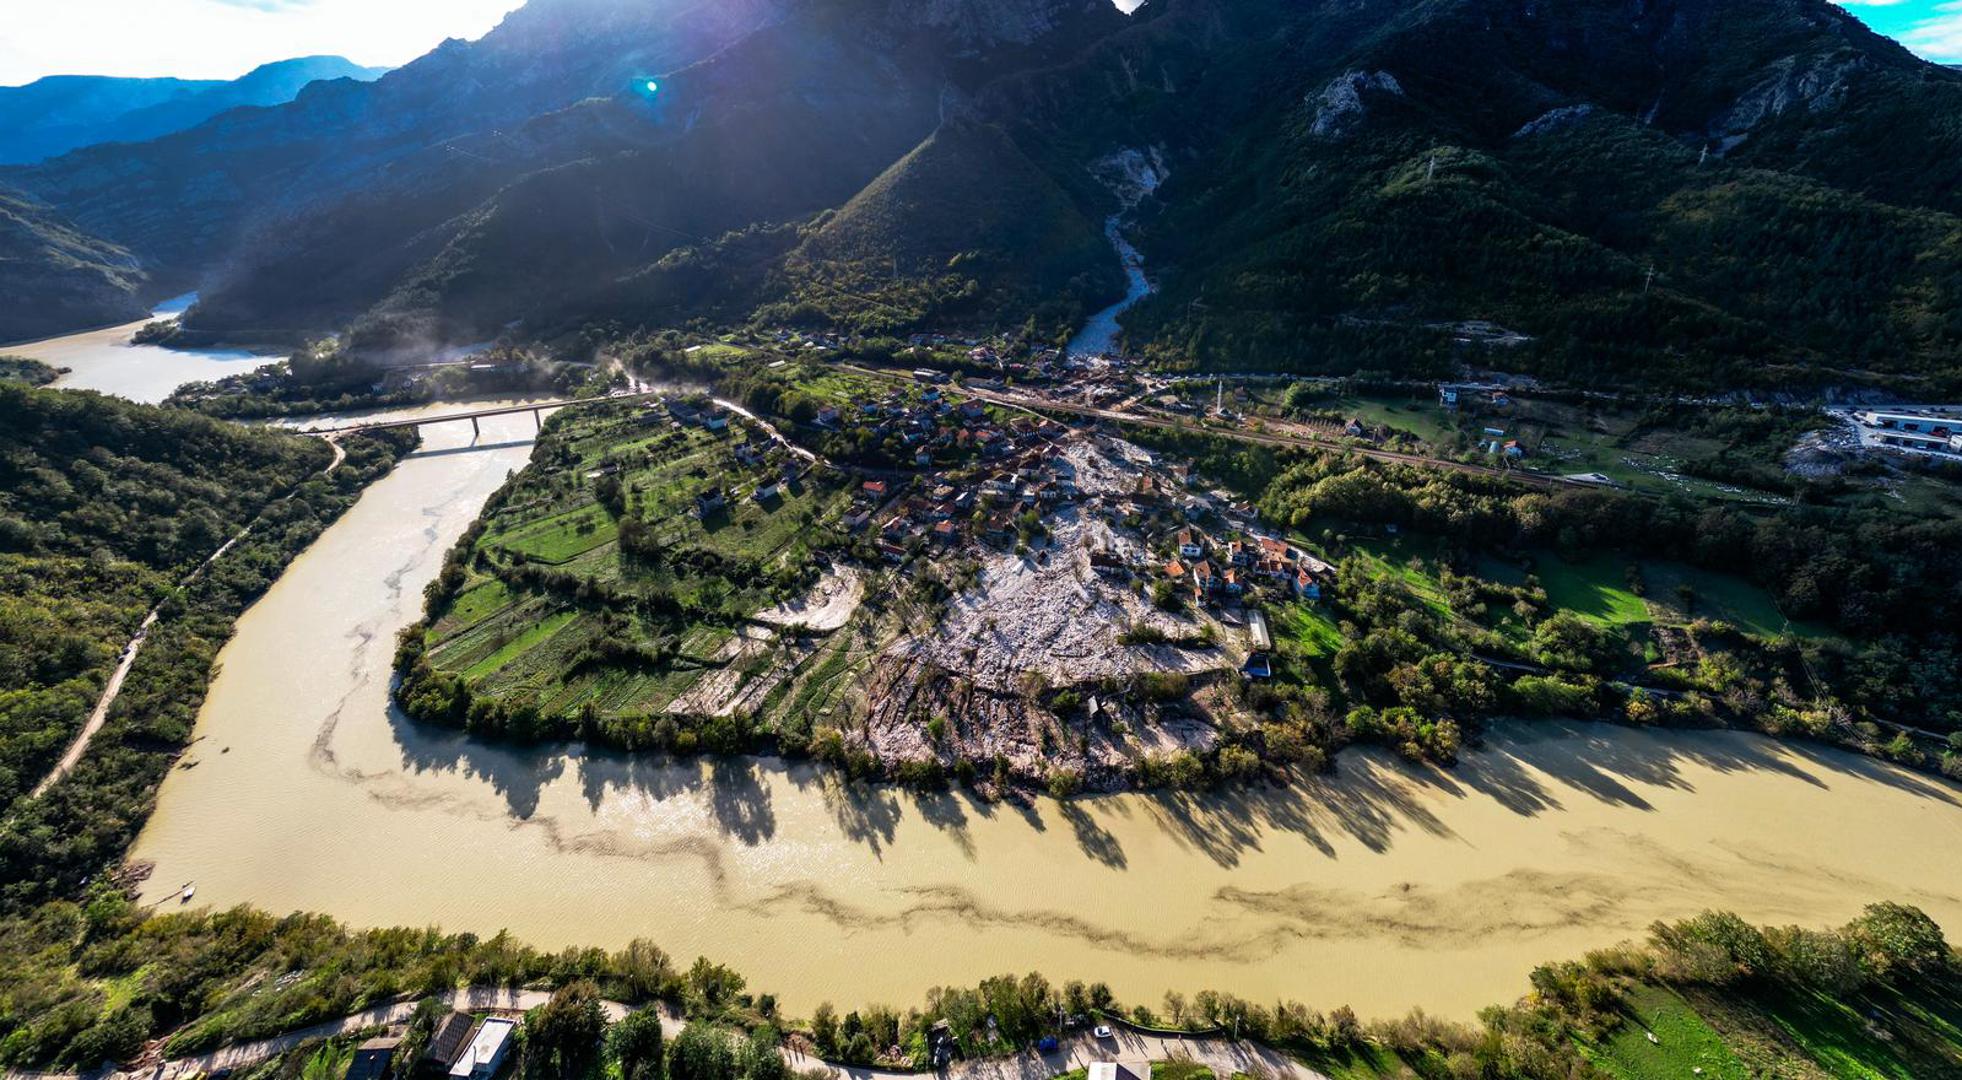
[{"x1": 404, "y1": 399, "x2": 871, "y2": 731}]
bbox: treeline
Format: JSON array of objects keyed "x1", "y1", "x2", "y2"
[
  {"x1": 0, "y1": 356, "x2": 64, "y2": 386},
  {"x1": 5, "y1": 894, "x2": 1951, "y2": 1078},
  {"x1": 0, "y1": 387, "x2": 416, "y2": 912},
  {"x1": 165, "y1": 345, "x2": 618, "y2": 420}
]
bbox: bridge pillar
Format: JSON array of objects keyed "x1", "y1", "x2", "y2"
[
  {"x1": 471, "y1": 416, "x2": 481, "y2": 440},
  {"x1": 532, "y1": 408, "x2": 542, "y2": 430}
]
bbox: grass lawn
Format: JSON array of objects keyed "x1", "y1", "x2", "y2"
[
  {"x1": 1584, "y1": 984, "x2": 1748, "y2": 1080},
  {"x1": 1293, "y1": 1043, "x2": 1437, "y2": 1080},
  {"x1": 1277, "y1": 602, "x2": 1345, "y2": 658},
  {"x1": 1534, "y1": 553, "x2": 1649, "y2": 628},
  {"x1": 1348, "y1": 537, "x2": 1453, "y2": 620},
  {"x1": 1641, "y1": 561, "x2": 1830, "y2": 640},
  {"x1": 1150, "y1": 1062, "x2": 1216, "y2": 1080},
  {"x1": 1339, "y1": 395, "x2": 1459, "y2": 446},
  {"x1": 1749, "y1": 983, "x2": 1962, "y2": 1079},
  {"x1": 483, "y1": 503, "x2": 618, "y2": 564}
]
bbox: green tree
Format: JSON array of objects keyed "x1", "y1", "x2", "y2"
[
  {"x1": 1848, "y1": 902, "x2": 1950, "y2": 983},
  {"x1": 522, "y1": 981, "x2": 608, "y2": 1079},
  {"x1": 667, "y1": 1024, "x2": 739, "y2": 1080},
  {"x1": 609, "y1": 1008, "x2": 666, "y2": 1080}
]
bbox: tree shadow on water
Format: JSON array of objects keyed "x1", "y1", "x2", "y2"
[{"x1": 386, "y1": 700, "x2": 564, "y2": 820}]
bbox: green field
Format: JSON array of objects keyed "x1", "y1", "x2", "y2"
[
  {"x1": 1584, "y1": 984, "x2": 1748, "y2": 1080},
  {"x1": 413, "y1": 400, "x2": 865, "y2": 725},
  {"x1": 1348, "y1": 537, "x2": 1454, "y2": 619},
  {"x1": 1533, "y1": 553, "x2": 1651, "y2": 628},
  {"x1": 1277, "y1": 602, "x2": 1345, "y2": 658}
]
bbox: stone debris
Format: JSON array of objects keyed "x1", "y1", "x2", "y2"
[{"x1": 907, "y1": 509, "x2": 1225, "y2": 693}]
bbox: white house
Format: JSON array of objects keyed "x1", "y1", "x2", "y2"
[{"x1": 448, "y1": 1018, "x2": 515, "y2": 1080}]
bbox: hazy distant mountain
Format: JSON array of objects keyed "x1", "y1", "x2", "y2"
[
  {"x1": 0, "y1": 56, "x2": 388, "y2": 166},
  {"x1": 0, "y1": 184, "x2": 146, "y2": 342},
  {"x1": 7, "y1": 0, "x2": 1962, "y2": 392}
]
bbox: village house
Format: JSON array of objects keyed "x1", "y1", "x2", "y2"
[
  {"x1": 1177, "y1": 529, "x2": 1204, "y2": 558},
  {"x1": 448, "y1": 1018, "x2": 516, "y2": 1080},
  {"x1": 344, "y1": 1036, "x2": 402, "y2": 1080},
  {"x1": 695, "y1": 486, "x2": 725, "y2": 516},
  {"x1": 1192, "y1": 559, "x2": 1218, "y2": 596}
]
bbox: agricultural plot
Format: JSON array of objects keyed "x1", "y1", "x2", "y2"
[{"x1": 415, "y1": 401, "x2": 865, "y2": 725}]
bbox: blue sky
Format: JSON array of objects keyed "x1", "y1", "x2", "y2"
[
  {"x1": 1840, "y1": 0, "x2": 1962, "y2": 62},
  {"x1": 0, "y1": 0, "x2": 1956, "y2": 87}
]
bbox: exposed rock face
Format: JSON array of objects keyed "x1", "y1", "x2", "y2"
[
  {"x1": 1308, "y1": 70, "x2": 1403, "y2": 139},
  {"x1": 1708, "y1": 53, "x2": 1866, "y2": 151},
  {"x1": 1511, "y1": 103, "x2": 1597, "y2": 140}
]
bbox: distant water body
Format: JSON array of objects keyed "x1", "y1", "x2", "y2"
[{"x1": 10, "y1": 294, "x2": 271, "y2": 404}]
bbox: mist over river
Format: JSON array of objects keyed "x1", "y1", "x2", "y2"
[{"x1": 31, "y1": 324, "x2": 1961, "y2": 1021}]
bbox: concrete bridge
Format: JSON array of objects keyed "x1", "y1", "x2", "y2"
[{"x1": 299, "y1": 390, "x2": 666, "y2": 438}]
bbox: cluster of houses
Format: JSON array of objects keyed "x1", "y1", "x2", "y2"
[
  {"x1": 640, "y1": 396, "x2": 807, "y2": 516},
  {"x1": 845, "y1": 438, "x2": 1079, "y2": 562},
  {"x1": 342, "y1": 1011, "x2": 516, "y2": 1080},
  {"x1": 1159, "y1": 529, "x2": 1334, "y2": 605},
  {"x1": 815, "y1": 386, "x2": 1065, "y2": 469},
  {"x1": 1438, "y1": 382, "x2": 1514, "y2": 409}
]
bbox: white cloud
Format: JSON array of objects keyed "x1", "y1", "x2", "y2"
[{"x1": 0, "y1": 0, "x2": 526, "y2": 85}]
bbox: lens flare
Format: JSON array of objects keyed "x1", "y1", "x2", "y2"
[{"x1": 645, "y1": 80, "x2": 659, "y2": 94}]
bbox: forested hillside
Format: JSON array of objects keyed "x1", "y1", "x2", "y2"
[
  {"x1": 0, "y1": 185, "x2": 147, "y2": 343},
  {"x1": 0, "y1": 387, "x2": 415, "y2": 910},
  {"x1": 8, "y1": 0, "x2": 1962, "y2": 389}
]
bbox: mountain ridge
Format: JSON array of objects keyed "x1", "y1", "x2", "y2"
[
  {"x1": 5, "y1": 0, "x2": 1962, "y2": 393},
  {"x1": 0, "y1": 56, "x2": 387, "y2": 166}
]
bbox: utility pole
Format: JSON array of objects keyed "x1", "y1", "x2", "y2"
[
  {"x1": 1427, "y1": 153, "x2": 1437, "y2": 182},
  {"x1": 1643, "y1": 265, "x2": 1656, "y2": 295}
]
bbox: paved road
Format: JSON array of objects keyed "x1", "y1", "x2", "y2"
[{"x1": 5, "y1": 992, "x2": 1324, "y2": 1080}]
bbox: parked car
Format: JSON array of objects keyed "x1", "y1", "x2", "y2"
[
  {"x1": 1094, "y1": 1025, "x2": 1114, "y2": 1040},
  {"x1": 1037, "y1": 1037, "x2": 1059, "y2": 1053}
]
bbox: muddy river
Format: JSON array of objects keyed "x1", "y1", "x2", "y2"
[
  {"x1": 37, "y1": 329, "x2": 1962, "y2": 1021},
  {"x1": 9, "y1": 297, "x2": 274, "y2": 403}
]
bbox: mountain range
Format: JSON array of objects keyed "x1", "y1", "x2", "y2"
[
  {"x1": 0, "y1": 56, "x2": 388, "y2": 166},
  {"x1": 3, "y1": 0, "x2": 1960, "y2": 393}
]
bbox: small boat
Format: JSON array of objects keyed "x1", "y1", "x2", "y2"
[{"x1": 180, "y1": 883, "x2": 196, "y2": 903}]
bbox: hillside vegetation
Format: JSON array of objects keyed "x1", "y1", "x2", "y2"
[
  {"x1": 0, "y1": 186, "x2": 147, "y2": 343},
  {"x1": 0, "y1": 387, "x2": 415, "y2": 911}
]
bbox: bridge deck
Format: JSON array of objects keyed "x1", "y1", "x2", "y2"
[{"x1": 301, "y1": 390, "x2": 665, "y2": 435}]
